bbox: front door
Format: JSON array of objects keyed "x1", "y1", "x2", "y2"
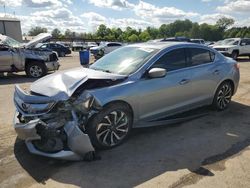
[
  {"x1": 0, "y1": 47, "x2": 13, "y2": 71},
  {"x1": 137, "y1": 48, "x2": 193, "y2": 121}
]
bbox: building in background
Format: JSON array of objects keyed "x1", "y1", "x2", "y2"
[{"x1": 0, "y1": 17, "x2": 22, "y2": 42}]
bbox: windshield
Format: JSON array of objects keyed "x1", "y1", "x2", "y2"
[
  {"x1": 221, "y1": 39, "x2": 239, "y2": 45},
  {"x1": 0, "y1": 36, "x2": 21, "y2": 47},
  {"x1": 90, "y1": 46, "x2": 159, "y2": 75}
]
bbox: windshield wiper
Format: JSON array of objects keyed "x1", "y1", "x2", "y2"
[{"x1": 91, "y1": 67, "x2": 113, "y2": 73}]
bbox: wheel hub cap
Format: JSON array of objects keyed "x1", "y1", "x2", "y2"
[{"x1": 96, "y1": 111, "x2": 129, "y2": 146}]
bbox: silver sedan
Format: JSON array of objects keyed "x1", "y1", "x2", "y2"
[{"x1": 13, "y1": 42, "x2": 240, "y2": 160}]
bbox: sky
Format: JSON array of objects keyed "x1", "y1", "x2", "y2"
[{"x1": 0, "y1": 0, "x2": 250, "y2": 34}]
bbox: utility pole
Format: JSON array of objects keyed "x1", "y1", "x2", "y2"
[{"x1": 3, "y1": 3, "x2": 6, "y2": 16}]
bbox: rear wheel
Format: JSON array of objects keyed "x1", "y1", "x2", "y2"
[
  {"x1": 86, "y1": 103, "x2": 132, "y2": 149},
  {"x1": 25, "y1": 62, "x2": 47, "y2": 78},
  {"x1": 212, "y1": 82, "x2": 233, "y2": 111},
  {"x1": 231, "y1": 51, "x2": 238, "y2": 60}
]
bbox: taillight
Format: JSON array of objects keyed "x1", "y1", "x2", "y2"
[{"x1": 234, "y1": 63, "x2": 240, "y2": 69}]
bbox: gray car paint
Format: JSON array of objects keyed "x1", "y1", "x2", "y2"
[
  {"x1": 13, "y1": 42, "x2": 240, "y2": 160},
  {"x1": 30, "y1": 67, "x2": 126, "y2": 100}
]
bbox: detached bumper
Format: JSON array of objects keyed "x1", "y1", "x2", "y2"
[
  {"x1": 13, "y1": 111, "x2": 95, "y2": 161},
  {"x1": 45, "y1": 61, "x2": 60, "y2": 71}
]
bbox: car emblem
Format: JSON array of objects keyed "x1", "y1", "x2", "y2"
[{"x1": 22, "y1": 103, "x2": 30, "y2": 110}]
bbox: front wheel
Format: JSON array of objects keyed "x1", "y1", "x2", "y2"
[
  {"x1": 86, "y1": 103, "x2": 133, "y2": 149},
  {"x1": 212, "y1": 82, "x2": 233, "y2": 111},
  {"x1": 25, "y1": 62, "x2": 47, "y2": 78},
  {"x1": 231, "y1": 51, "x2": 238, "y2": 60}
]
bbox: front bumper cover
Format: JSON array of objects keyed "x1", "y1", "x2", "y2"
[{"x1": 13, "y1": 111, "x2": 95, "y2": 161}]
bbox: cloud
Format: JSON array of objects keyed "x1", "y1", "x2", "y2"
[
  {"x1": 20, "y1": 8, "x2": 86, "y2": 33},
  {"x1": 133, "y1": 1, "x2": 199, "y2": 24},
  {"x1": 0, "y1": 0, "x2": 22, "y2": 6},
  {"x1": 199, "y1": 13, "x2": 235, "y2": 24},
  {"x1": 88, "y1": 0, "x2": 134, "y2": 10},
  {"x1": 22, "y1": 0, "x2": 63, "y2": 8},
  {"x1": 217, "y1": 0, "x2": 250, "y2": 13}
]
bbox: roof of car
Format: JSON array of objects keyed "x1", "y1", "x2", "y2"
[{"x1": 128, "y1": 42, "x2": 208, "y2": 50}]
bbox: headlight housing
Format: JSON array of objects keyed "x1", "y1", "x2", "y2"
[{"x1": 73, "y1": 92, "x2": 101, "y2": 112}]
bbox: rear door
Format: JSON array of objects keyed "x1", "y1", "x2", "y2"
[
  {"x1": 186, "y1": 47, "x2": 221, "y2": 105},
  {"x1": 137, "y1": 48, "x2": 194, "y2": 121}
]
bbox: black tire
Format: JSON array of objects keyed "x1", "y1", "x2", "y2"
[
  {"x1": 25, "y1": 62, "x2": 47, "y2": 78},
  {"x1": 212, "y1": 81, "x2": 233, "y2": 111},
  {"x1": 231, "y1": 51, "x2": 238, "y2": 60},
  {"x1": 86, "y1": 103, "x2": 133, "y2": 149},
  {"x1": 59, "y1": 51, "x2": 65, "y2": 57}
]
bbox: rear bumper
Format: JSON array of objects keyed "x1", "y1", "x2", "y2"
[{"x1": 13, "y1": 111, "x2": 95, "y2": 161}]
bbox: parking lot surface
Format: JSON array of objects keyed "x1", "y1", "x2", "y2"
[{"x1": 0, "y1": 52, "x2": 250, "y2": 188}]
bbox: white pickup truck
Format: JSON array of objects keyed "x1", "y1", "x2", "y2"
[{"x1": 213, "y1": 38, "x2": 250, "y2": 60}]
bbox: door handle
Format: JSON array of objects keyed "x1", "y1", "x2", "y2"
[
  {"x1": 213, "y1": 70, "x2": 220, "y2": 75},
  {"x1": 179, "y1": 79, "x2": 190, "y2": 85}
]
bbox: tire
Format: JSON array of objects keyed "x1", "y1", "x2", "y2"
[
  {"x1": 59, "y1": 51, "x2": 65, "y2": 57},
  {"x1": 231, "y1": 51, "x2": 238, "y2": 60},
  {"x1": 212, "y1": 82, "x2": 233, "y2": 111},
  {"x1": 25, "y1": 62, "x2": 47, "y2": 78},
  {"x1": 86, "y1": 103, "x2": 133, "y2": 149}
]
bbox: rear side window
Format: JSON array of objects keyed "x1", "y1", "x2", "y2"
[
  {"x1": 153, "y1": 48, "x2": 186, "y2": 71},
  {"x1": 188, "y1": 48, "x2": 214, "y2": 66}
]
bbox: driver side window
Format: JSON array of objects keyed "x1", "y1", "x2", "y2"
[{"x1": 152, "y1": 48, "x2": 186, "y2": 71}]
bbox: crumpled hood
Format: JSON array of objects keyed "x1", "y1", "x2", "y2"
[
  {"x1": 30, "y1": 67, "x2": 126, "y2": 100},
  {"x1": 24, "y1": 33, "x2": 52, "y2": 49}
]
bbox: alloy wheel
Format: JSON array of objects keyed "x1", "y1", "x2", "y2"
[
  {"x1": 29, "y1": 65, "x2": 43, "y2": 77},
  {"x1": 96, "y1": 110, "x2": 129, "y2": 147},
  {"x1": 216, "y1": 84, "x2": 232, "y2": 110}
]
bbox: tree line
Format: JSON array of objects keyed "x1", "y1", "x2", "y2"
[{"x1": 26, "y1": 17, "x2": 250, "y2": 42}]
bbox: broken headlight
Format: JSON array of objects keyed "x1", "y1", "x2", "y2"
[{"x1": 73, "y1": 92, "x2": 101, "y2": 112}]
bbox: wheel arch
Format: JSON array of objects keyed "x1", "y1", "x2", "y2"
[
  {"x1": 102, "y1": 100, "x2": 134, "y2": 122},
  {"x1": 216, "y1": 79, "x2": 235, "y2": 96},
  {"x1": 25, "y1": 58, "x2": 45, "y2": 69}
]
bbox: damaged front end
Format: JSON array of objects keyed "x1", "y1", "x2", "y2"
[{"x1": 13, "y1": 85, "x2": 102, "y2": 161}]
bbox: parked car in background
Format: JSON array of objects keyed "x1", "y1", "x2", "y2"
[
  {"x1": 87, "y1": 42, "x2": 98, "y2": 49},
  {"x1": 90, "y1": 42, "x2": 122, "y2": 59},
  {"x1": 213, "y1": 38, "x2": 250, "y2": 59},
  {"x1": 160, "y1": 37, "x2": 191, "y2": 42},
  {"x1": 13, "y1": 42, "x2": 239, "y2": 160},
  {"x1": 72, "y1": 41, "x2": 86, "y2": 51},
  {"x1": 0, "y1": 33, "x2": 59, "y2": 78},
  {"x1": 36, "y1": 42, "x2": 71, "y2": 57},
  {"x1": 190, "y1": 39, "x2": 205, "y2": 44}
]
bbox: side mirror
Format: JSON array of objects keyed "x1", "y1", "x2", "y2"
[{"x1": 148, "y1": 68, "x2": 167, "y2": 78}]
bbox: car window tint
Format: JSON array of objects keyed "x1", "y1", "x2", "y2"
[
  {"x1": 153, "y1": 48, "x2": 186, "y2": 71},
  {"x1": 245, "y1": 39, "x2": 250, "y2": 45},
  {"x1": 188, "y1": 48, "x2": 212, "y2": 66}
]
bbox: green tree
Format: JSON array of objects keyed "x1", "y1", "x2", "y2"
[
  {"x1": 28, "y1": 27, "x2": 47, "y2": 36},
  {"x1": 51, "y1": 28, "x2": 61, "y2": 38},
  {"x1": 64, "y1": 29, "x2": 73, "y2": 38},
  {"x1": 128, "y1": 34, "x2": 139, "y2": 42},
  {"x1": 216, "y1": 17, "x2": 235, "y2": 31},
  {"x1": 139, "y1": 30, "x2": 151, "y2": 41}
]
